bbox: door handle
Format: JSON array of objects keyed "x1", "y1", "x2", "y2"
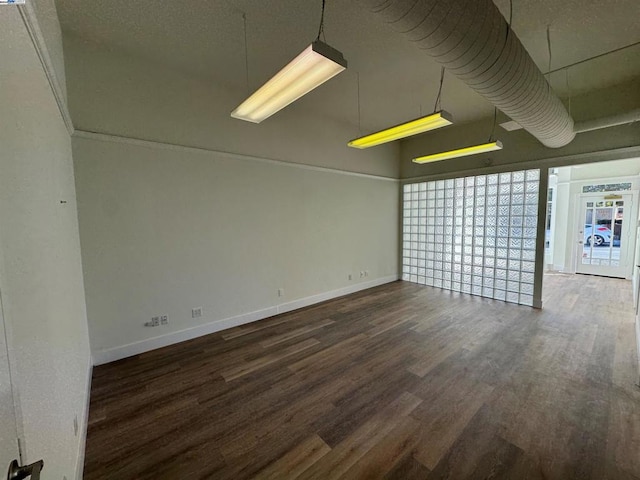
[{"x1": 7, "y1": 459, "x2": 43, "y2": 480}]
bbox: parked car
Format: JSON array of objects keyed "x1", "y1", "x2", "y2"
[{"x1": 584, "y1": 224, "x2": 612, "y2": 246}]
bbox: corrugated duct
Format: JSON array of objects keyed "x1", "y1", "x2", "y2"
[{"x1": 358, "y1": 0, "x2": 576, "y2": 148}]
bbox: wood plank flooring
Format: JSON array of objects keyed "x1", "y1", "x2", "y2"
[{"x1": 84, "y1": 274, "x2": 640, "y2": 479}]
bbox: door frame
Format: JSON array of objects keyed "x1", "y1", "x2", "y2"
[{"x1": 570, "y1": 188, "x2": 639, "y2": 279}]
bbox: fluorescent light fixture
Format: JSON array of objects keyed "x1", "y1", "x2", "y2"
[
  {"x1": 231, "y1": 40, "x2": 347, "y2": 123},
  {"x1": 348, "y1": 111, "x2": 453, "y2": 149},
  {"x1": 412, "y1": 140, "x2": 503, "y2": 164}
]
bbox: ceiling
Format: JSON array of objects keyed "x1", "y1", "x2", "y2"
[{"x1": 56, "y1": 0, "x2": 640, "y2": 132}]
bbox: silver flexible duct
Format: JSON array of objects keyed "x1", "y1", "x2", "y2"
[{"x1": 359, "y1": 0, "x2": 576, "y2": 148}]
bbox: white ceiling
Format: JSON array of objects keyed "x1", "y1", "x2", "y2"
[{"x1": 56, "y1": 0, "x2": 640, "y2": 131}]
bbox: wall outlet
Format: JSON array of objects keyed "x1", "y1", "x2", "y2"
[
  {"x1": 145, "y1": 316, "x2": 160, "y2": 327},
  {"x1": 278, "y1": 288, "x2": 284, "y2": 297},
  {"x1": 160, "y1": 315, "x2": 168, "y2": 325},
  {"x1": 360, "y1": 271, "x2": 365, "y2": 278},
  {"x1": 364, "y1": 270, "x2": 369, "y2": 277},
  {"x1": 348, "y1": 274, "x2": 352, "y2": 280},
  {"x1": 192, "y1": 307, "x2": 203, "y2": 318}
]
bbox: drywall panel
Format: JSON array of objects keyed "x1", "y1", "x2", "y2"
[
  {"x1": 73, "y1": 135, "x2": 399, "y2": 359},
  {"x1": 0, "y1": 6, "x2": 91, "y2": 480}
]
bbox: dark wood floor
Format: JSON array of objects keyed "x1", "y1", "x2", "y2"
[{"x1": 84, "y1": 274, "x2": 640, "y2": 479}]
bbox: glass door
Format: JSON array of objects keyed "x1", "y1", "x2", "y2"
[{"x1": 576, "y1": 194, "x2": 633, "y2": 278}]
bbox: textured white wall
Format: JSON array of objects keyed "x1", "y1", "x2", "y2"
[
  {"x1": 0, "y1": 6, "x2": 91, "y2": 480},
  {"x1": 73, "y1": 135, "x2": 399, "y2": 361}
]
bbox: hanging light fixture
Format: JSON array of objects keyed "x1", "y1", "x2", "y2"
[
  {"x1": 348, "y1": 66, "x2": 453, "y2": 148},
  {"x1": 348, "y1": 111, "x2": 453, "y2": 149},
  {"x1": 413, "y1": 107, "x2": 503, "y2": 164},
  {"x1": 412, "y1": 141, "x2": 503, "y2": 164},
  {"x1": 231, "y1": 1, "x2": 347, "y2": 123}
]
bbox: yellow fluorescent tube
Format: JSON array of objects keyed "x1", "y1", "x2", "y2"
[
  {"x1": 412, "y1": 140, "x2": 503, "y2": 164},
  {"x1": 348, "y1": 111, "x2": 453, "y2": 149},
  {"x1": 231, "y1": 40, "x2": 347, "y2": 123}
]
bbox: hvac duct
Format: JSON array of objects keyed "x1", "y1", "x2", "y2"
[{"x1": 358, "y1": 0, "x2": 576, "y2": 148}]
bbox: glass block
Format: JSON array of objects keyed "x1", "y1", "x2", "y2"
[
  {"x1": 525, "y1": 181, "x2": 539, "y2": 193},
  {"x1": 484, "y1": 257, "x2": 495, "y2": 267},
  {"x1": 465, "y1": 177, "x2": 475, "y2": 187},
  {"x1": 476, "y1": 185, "x2": 486, "y2": 196},
  {"x1": 411, "y1": 274, "x2": 418, "y2": 282},
  {"x1": 443, "y1": 280, "x2": 452, "y2": 289},
  {"x1": 499, "y1": 195, "x2": 511, "y2": 206},
  {"x1": 524, "y1": 216, "x2": 537, "y2": 228},
  {"x1": 404, "y1": 184, "x2": 411, "y2": 194},
  {"x1": 496, "y1": 253, "x2": 508, "y2": 263},
  {"x1": 402, "y1": 273, "x2": 411, "y2": 281},
  {"x1": 511, "y1": 228, "x2": 523, "y2": 238},
  {"x1": 508, "y1": 249, "x2": 521, "y2": 259},
  {"x1": 474, "y1": 236, "x2": 484, "y2": 246},
  {"x1": 463, "y1": 264, "x2": 472, "y2": 274},
  {"x1": 499, "y1": 184, "x2": 511, "y2": 195},
  {"x1": 484, "y1": 268, "x2": 495, "y2": 280},
  {"x1": 487, "y1": 195, "x2": 498, "y2": 206},
  {"x1": 485, "y1": 247, "x2": 495, "y2": 257},
  {"x1": 445, "y1": 179, "x2": 454, "y2": 189},
  {"x1": 495, "y1": 269, "x2": 507, "y2": 279},
  {"x1": 499, "y1": 172, "x2": 512, "y2": 183},
  {"x1": 494, "y1": 289, "x2": 506, "y2": 301},
  {"x1": 465, "y1": 187, "x2": 475, "y2": 198},
  {"x1": 462, "y1": 284, "x2": 472, "y2": 293},
  {"x1": 506, "y1": 291, "x2": 520, "y2": 303},
  {"x1": 455, "y1": 178, "x2": 465, "y2": 188},
  {"x1": 508, "y1": 260, "x2": 521, "y2": 271},
  {"x1": 521, "y1": 272, "x2": 534, "y2": 283},
  {"x1": 433, "y1": 278, "x2": 442, "y2": 288},
  {"x1": 495, "y1": 279, "x2": 507, "y2": 290},
  {"x1": 525, "y1": 205, "x2": 537, "y2": 216},
  {"x1": 426, "y1": 277, "x2": 434, "y2": 286},
  {"x1": 523, "y1": 228, "x2": 537, "y2": 239},
  {"x1": 418, "y1": 276, "x2": 426, "y2": 285},
  {"x1": 522, "y1": 261, "x2": 535, "y2": 272},
  {"x1": 487, "y1": 174, "x2": 499, "y2": 184},
  {"x1": 523, "y1": 238, "x2": 535, "y2": 250},
  {"x1": 473, "y1": 285, "x2": 483, "y2": 295},
  {"x1": 473, "y1": 275, "x2": 483, "y2": 286},
  {"x1": 511, "y1": 194, "x2": 524, "y2": 205},
  {"x1": 506, "y1": 280, "x2": 519, "y2": 292},
  {"x1": 497, "y1": 237, "x2": 508, "y2": 248},
  {"x1": 521, "y1": 283, "x2": 534, "y2": 295},
  {"x1": 525, "y1": 193, "x2": 538, "y2": 204},
  {"x1": 509, "y1": 238, "x2": 523, "y2": 249},
  {"x1": 526, "y1": 169, "x2": 540, "y2": 181},
  {"x1": 436, "y1": 180, "x2": 445, "y2": 190},
  {"x1": 520, "y1": 294, "x2": 533, "y2": 306},
  {"x1": 486, "y1": 237, "x2": 496, "y2": 247},
  {"x1": 462, "y1": 273, "x2": 472, "y2": 284},
  {"x1": 452, "y1": 282, "x2": 461, "y2": 291},
  {"x1": 522, "y1": 250, "x2": 535, "y2": 261},
  {"x1": 482, "y1": 286, "x2": 494, "y2": 298},
  {"x1": 512, "y1": 171, "x2": 525, "y2": 182},
  {"x1": 507, "y1": 270, "x2": 520, "y2": 281},
  {"x1": 474, "y1": 255, "x2": 483, "y2": 265},
  {"x1": 452, "y1": 272, "x2": 461, "y2": 281}
]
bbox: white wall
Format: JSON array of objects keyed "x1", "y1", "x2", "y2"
[
  {"x1": 0, "y1": 6, "x2": 91, "y2": 480},
  {"x1": 62, "y1": 31, "x2": 401, "y2": 363},
  {"x1": 73, "y1": 134, "x2": 399, "y2": 363}
]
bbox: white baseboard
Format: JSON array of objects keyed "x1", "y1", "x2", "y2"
[
  {"x1": 635, "y1": 315, "x2": 640, "y2": 386},
  {"x1": 92, "y1": 275, "x2": 400, "y2": 365},
  {"x1": 75, "y1": 358, "x2": 93, "y2": 480}
]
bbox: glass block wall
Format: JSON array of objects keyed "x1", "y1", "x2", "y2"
[{"x1": 402, "y1": 169, "x2": 540, "y2": 306}]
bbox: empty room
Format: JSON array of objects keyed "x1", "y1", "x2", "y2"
[{"x1": 1, "y1": 0, "x2": 640, "y2": 479}]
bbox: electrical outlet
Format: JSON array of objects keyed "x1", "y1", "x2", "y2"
[
  {"x1": 360, "y1": 271, "x2": 365, "y2": 278},
  {"x1": 145, "y1": 316, "x2": 160, "y2": 327},
  {"x1": 160, "y1": 315, "x2": 168, "y2": 325},
  {"x1": 348, "y1": 274, "x2": 352, "y2": 280},
  {"x1": 192, "y1": 307, "x2": 203, "y2": 318},
  {"x1": 278, "y1": 288, "x2": 284, "y2": 297},
  {"x1": 364, "y1": 270, "x2": 369, "y2": 277},
  {"x1": 73, "y1": 415, "x2": 78, "y2": 437}
]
